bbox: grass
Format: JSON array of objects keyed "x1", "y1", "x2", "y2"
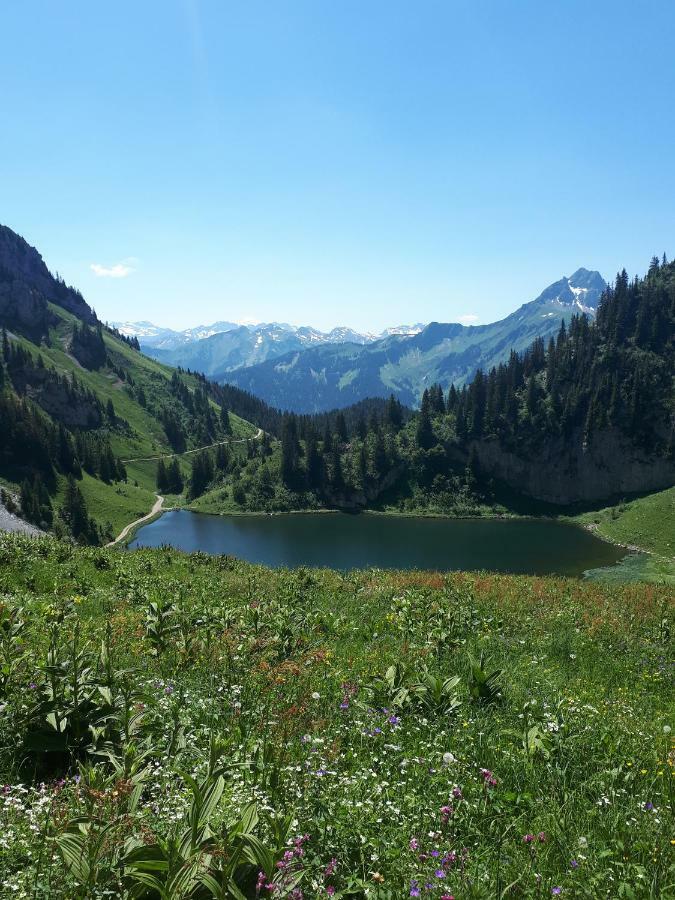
[
  {"x1": 53, "y1": 471, "x2": 157, "y2": 539},
  {"x1": 0, "y1": 533, "x2": 672, "y2": 898},
  {"x1": 573, "y1": 486, "x2": 675, "y2": 557},
  {"x1": 572, "y1": 487, "x2": 675, "y2": 584},
  {"x1": 5, "y1": 306, "x2": 258, "y2": 536}
]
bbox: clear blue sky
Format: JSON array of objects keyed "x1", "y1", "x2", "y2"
[{"x1": 2, "y1": 1, "x2": 674, "y2": 331}]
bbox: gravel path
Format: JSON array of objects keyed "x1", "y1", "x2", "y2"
[
  {"x1": 121, "y1": 428, "x2": 264, "y2": 463},
  {"x1": 107, "y1": 494, "x2": 164, "y2": 546}
]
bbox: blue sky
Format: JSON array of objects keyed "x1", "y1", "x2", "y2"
[{"x1": 2, "y1": 1, "x2": 674, "y2": 331}]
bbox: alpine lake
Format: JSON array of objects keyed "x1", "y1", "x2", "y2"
[{"x1": 129, "y1": 509, "x2": 629, "y2": 577}]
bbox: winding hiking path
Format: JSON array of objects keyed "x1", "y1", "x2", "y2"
[
  {"x1": 121, "y1": 428, "x2": 264, "y2": 463},
  {"x1": 107, "y1": 494, "x2": 164, "y2": 547},
  {"x1": 109, "y1": 428, "x2": 265, "y2": 546}
]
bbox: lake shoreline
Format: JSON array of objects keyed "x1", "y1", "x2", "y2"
[
  {"x1": 184, "y1": 503, "x2": 648, "y2": 553},
  {"x1": 121, "y1": 500, "x2": 647, "y2": 559},
  {"x1": 578, "y1": 520, "x2": 651, "y2": 555},
  {"x1": 128, "y1": 507, "x2": 626, "y2": 577}
]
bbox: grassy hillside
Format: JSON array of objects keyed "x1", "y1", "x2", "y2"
[
  {"x1": 0, "y1": 534, "x2": 671, "y2": 897},
  {"x1": 573, "y1": 486, "x2": 675, "y2": 557},
  {"x1": 2, "y1": 301, "x2": 258, "y2": 538},
  {"x1": 573, "y1": 487, "x2": 675, "y2": 585}
]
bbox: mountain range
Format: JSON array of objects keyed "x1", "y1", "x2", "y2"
[
  {"x1": 125, "y1": 269, "x2": 605, "y2": 412},
  {"x1": 0, "y1": 221, "x2": 672, "y2": 540},
  {"x1": 205, "y1": 269, "x2": 607, "y2": 412},
  {"x1": 112, "y1": 319, "x2": 425, "y2": 355}
]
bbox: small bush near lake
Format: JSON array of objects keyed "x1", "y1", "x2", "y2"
[{"x1": 0, "y1": 533, "x2": 672, "y2": 898}]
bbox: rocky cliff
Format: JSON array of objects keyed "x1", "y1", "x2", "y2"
[
  {"x1": 470, "y1": 429, "x2": 675, "y2": 505},
  {"x1": 0, "y1": 225, "x2": 96, "y2": 340}
]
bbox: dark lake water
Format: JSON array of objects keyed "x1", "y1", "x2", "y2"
[{"x1": 129, "y1": 510, "x2": 627, "y2": 576}]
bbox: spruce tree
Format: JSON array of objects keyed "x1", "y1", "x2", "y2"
[
  {"x1": 168, "y1": 458, "x2": 184, "y2": 493},
  {"x1": 220, "y1": 405, "x2": 232, "y2": 434},
  {"x1": 156, "y1": 458, "x2": 169, "y2": 492}
]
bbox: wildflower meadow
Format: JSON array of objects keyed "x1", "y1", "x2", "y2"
[{"x1": 0, "y1": 533, "x2": 672, "y2": 898}]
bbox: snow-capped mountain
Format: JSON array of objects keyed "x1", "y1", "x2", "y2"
[
  {"x1": 134, "y1": 318, "x2": 429, "y2": 376},
  {"x1": 111, "y1": 318, "x2": 426, "y2": 350},
  {"x1": 110, "y1": 320, "x2": 240, "y2": 349},
  {"x1": 226, "y1": 268, "x2": 608, "y2": 412}
]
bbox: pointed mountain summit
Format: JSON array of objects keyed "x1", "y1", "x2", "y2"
[{"x1": 533, "y1": 268, "x2": 606, "y2": 312}]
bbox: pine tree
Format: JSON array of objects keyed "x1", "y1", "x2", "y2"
[
  {"x1": 305, "y1": 428, "x2": 323, "y2": 489},
  {"x1": 220, "y1": 405, "x2": 232, "y2": 434},
  {"x1": 330, "y1": 436, "x2": 345, "y2": 491},
  {"x1": 215, "y1": 443, "x2": 229, "y2": 471},
  {"x1": 335, "y1": 412, "x2": 348, "y2": 443},
  {"x1": 61, "y1": 475, "x2": 97, "y2": 543},
  {"x1": 189, "y1": 451, "x2": 214, "y2": 499},
  {"x1": 156, "y1": 458, "x2": 169, "y2": 492},
  {"x1": 416, "y1": 390, "x2": 435, "y2": 450},
  {"x1": 167, "y1": 458, "x2": 184, "y2": 494},
  {"x1": 281, "y1": 415, "x2": 301, "y2": 486},
  {"x1": 385, "y1": 394, "x2": 403, "y2": 430}
]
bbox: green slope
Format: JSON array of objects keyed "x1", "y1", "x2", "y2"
[
  {"x1": 573, "y1": 486, "x2": 675, "y2": 583},
  {"x1": 573, "y1": 486, "x2": 675, "y2": 557},
  {"x1": 0, "y1": 534, "x2": 672, "y2": 896},
  {"x1": 2, "y1": 301, "x2": 258, "y2": 538}
]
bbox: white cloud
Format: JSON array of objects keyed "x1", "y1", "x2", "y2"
[
  {"x1": 90, "y1": 258, "x2": 137, "y2": 278},
  {"x1": 458, "y1": 314, "x2": 479, "y2": 325}
]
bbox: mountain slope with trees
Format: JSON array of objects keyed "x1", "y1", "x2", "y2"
[
  {"x1": 223, "y1": 269, "x2": 607, "y2": 412},
  {"x1": 1, "y1": 224, "x2": 672, "y2": 543},
  {"x1": 0, "y1": 225, "x2": 259, "y2": 543},
  {"x1": 185, "y1": 258, "x2": 673, "y2": 516}
]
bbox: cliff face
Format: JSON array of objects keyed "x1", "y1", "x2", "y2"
[
  {"x1": 0, "y1": 225, "x2": 96, "y2": 339},
  {"x1": 471, "y1": 429, "x2": 675, "y2": 505},
  {"x1": 0, "y1": 277, "x2": 55, "y2": 342},
  {"x1": 8, "y1": 361, "x2": 103, "y2": 428}
]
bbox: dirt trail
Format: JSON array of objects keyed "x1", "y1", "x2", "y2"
[
  {"x1": 121, "y1": 428, "x2": 264, "y2": 463},
  {"x1": 107, "y1": 494, "x2": 164, "y2": 546}
]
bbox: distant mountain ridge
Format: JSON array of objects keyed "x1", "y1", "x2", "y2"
[
  {"x1": 224, "y1": 268, "x2": 607, "y2": 412},
  {"x1": 122, "y1": 319, "x2": 426, "y2": 373},
  {"x1": 112, "y1": 318, "x2": 426, "y2": 350}
]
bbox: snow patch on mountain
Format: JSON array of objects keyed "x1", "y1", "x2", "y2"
[{"x1": 111, "y1": 319, "x2": 429, "y2": 350}]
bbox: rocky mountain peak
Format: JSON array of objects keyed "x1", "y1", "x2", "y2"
[
  {"x1": 0, "y1": 224, "x2": 96, "y2": 334},
  {"x1": 534, "y1": 268, "x2": 606, "y2": 312}
]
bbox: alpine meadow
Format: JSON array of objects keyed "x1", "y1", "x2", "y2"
[{"x1": 0, "y1": 3, "x2": 674, "y2": 899}]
